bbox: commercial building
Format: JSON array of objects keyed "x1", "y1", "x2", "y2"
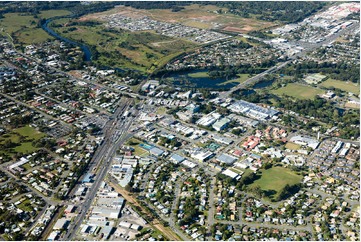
[
  {"x1": 290, "y1": 135, "x2": 320, "y2": 150},
  {"x1": 216, "y1": 153, "x2": 238, "y2": 165},
  {"x1": 212, "y1": 118, "x2": 231, "y2": 131},
  {"x1": 228, "y1": 100, "x2": 278, "y2": 120}
]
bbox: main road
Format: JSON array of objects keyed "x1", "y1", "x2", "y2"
[{"x1": 62, "y1": 98, "x2": 135, "y2": 241}]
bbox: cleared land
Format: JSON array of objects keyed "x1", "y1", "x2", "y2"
[
  {"x1": 321, "y1": 78, "x2": 360, "y2": 95},
  {"x1": 0, "y1": 10, "x2": 70, "y2": 44},
  {"x1": 249, "y1": 167, "x2": 302, "y2": 199},
  {"x1": 271, "y1": 83, "x2": 325, "y2": 100}
]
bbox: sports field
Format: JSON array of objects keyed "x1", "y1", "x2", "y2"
[
  {"x1": 249, "y1": 167, "x2": 302, "y2": 199},
  {"x1": 271, "y1": 83, "x2": 325, "y2": 100},
  {"x1": 321, "y1": 78, "x2": 360, "y2": 95}
]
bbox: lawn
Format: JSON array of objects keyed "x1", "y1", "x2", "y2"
[
  {"x1": 248, "y1": 167, "x2": 302, "y2": 199},
  {"x1": 271, "y1": 83, "x2": 325, "y2": 100},
  {"x1": 285, "y1": 142, "x2": 301, "y2": 150},
  {"x1": 321, "y1": 78, "x2": 360, "y2": 95}
]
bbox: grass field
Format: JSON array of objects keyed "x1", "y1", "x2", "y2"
[
  {"x1": 321, "y1": 78, "x2": 360, "y2": 95},
  {"x1": 188, "y1": 71, "x2": 210, "y2": 78},
  {"x1": 285, "y1": 142, "x2": 301, "y2": 150},
  {"x1": 38, "y1": 9, "x2": 71, "y2": 19},
  {"x1": 126, "y1": 138, "x2": 148, "y2": 157},
  {"x1": 248, "y1": 167, "x2": 302, "y2": 199},
  {"x1": 271, "y1": 83, "x2": 325, "y2": 100},
  {"x1": 156, "y1": 107, "x2": 168, "y2": 115},
  {"x1": 0, "y1": 125, "x2": 45, "y2": 155},
  {"x1": 219, "y1": 74, "x2": 250, "y2": 86}
]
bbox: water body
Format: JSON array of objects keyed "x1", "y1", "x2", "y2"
[
  {"x1": 41, "y1": 18, "x2": 92, "y2": 61},
  {"x1": 164, "y1": 70, "x2": 240, "y2": 89}
]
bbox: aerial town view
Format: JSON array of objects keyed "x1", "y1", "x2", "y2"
[{"x1": 0, "y1": 1, "x2": 359, "y2": 241}]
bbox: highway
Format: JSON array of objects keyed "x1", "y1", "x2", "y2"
[{"x1": 62, "y1": 98, "x2": 135, "y2": 240}]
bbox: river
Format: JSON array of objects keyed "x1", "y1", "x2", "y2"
[{"x1": 41, "y1": 18, "x2": 92, "y2": 61}]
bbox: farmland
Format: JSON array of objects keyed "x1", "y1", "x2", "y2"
[{"x1": 271, "y1": 83, "x2": 325, "y2": 100}]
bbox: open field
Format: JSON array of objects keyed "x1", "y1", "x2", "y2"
[
  {"x1": 271, "y1": 83, "x2": 325, "y2": 100},
  {"x1": 249, "y1": 167, "x2": 302, "y2": 199},
  {"x1": 321, "y1": 78, "x2": 360, "y2": 95},
  {"x1": 0, "y1": 10, "x2": 70, "y2": 44},
  {"x1": 0, "y1": 125, "x2": 45, "y2": 155},
  {"x1": 285, "y1": 142, "x2": 301, "y2": 150}
]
